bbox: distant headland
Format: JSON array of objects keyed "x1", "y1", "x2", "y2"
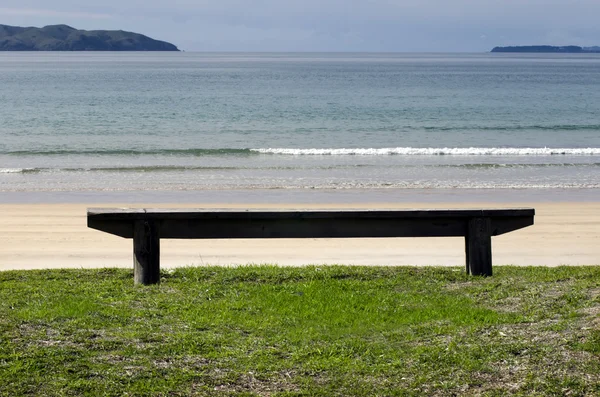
[
  {"x1": 0, "y1": 24, "x2": 179, "y2": 51},
  {"x1": 491, "y1": 45, "x2": 600, "y2": 53}
]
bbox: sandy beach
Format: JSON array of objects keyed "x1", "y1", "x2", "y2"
[{"x1": 0, "y1": 201, "x2": 598, "y2": 271}]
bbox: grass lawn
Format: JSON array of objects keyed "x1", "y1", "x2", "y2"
[{"x1": 1, "y1": 265, "x2": 599, "y2": 396}]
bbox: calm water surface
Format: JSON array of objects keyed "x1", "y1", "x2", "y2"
[{"x1": 1, "y1": 52, "x2": 599, "y2": 202}]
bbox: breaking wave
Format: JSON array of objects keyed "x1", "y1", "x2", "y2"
[{"x1": 252, "y1": 147, "x2": 600, "y2": 156}]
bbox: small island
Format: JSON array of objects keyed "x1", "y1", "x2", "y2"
[
  {"x1": 491, "y1": 45, "x2": 600, "y2": 53},
  {"x1": 0, "y1": 24, "x2": 179, "y2": 51}
]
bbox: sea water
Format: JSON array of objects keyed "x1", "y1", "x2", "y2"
[{"x1": 1, "y1": 52, "x2": 599, "y2": 203}]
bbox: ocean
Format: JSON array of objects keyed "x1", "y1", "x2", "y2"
[{"x1": 1, "y1": 52, "x2": 599, "y2": 204}]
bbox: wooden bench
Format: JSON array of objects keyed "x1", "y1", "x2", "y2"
[{"x1": 87, "y1": 208, "x2": 535, "y2": 285}]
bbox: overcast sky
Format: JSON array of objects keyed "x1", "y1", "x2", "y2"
[{"x1": 1, "y1": 1, "x2": 599, "y2": 52}]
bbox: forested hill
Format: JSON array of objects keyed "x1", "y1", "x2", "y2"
[{"x1": 0, "y1": 24, "x2": 179, "y2": 51}]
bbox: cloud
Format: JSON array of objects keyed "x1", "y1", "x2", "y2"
[{"x1": 0, "y1": 7, "x2": 112, "y2": 19}]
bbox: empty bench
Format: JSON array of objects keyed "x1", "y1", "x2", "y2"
[{"x1": 87, "y1": 208, "x2": 535, "y2": 285}]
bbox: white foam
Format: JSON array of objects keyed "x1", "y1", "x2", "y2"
[
  {"x1": 0, "y1": 168, "x2": 28, "y2": 173},
  {"x1": 252, "y1": 147, "x2": 600, "y2": 156}
]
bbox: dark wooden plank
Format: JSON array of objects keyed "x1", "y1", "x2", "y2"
[
  {"x1": 158, "y1": 217, "x2": 467, "y2": 239},
  {"x1": 489, "y1": 216, "x2": 535, "y2": 236},
  {"x1": 133, "y1": 220, "x2": 160, "y2": 285},
  {"x1": 466, "y1": 217, "x2": 493, "y2": 276},
  {"x1": 87, "y1": 208, "x2": 535, "y2": 239},
  {"x1": 88, "y1": 219, "x2": 133, "y2": 238},
  {"x1": 88, "y1": 207, "x2": 534, "y2": 220}
]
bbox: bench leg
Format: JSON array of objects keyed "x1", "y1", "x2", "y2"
[
  {"x1": 133, "y1": 220, "x2": 160, "y2": 285},
  {"x1": 465, "y1": 217, "x2": 492, "y2": 276},
  {"x1": 465, "y1": 235, "x2": 470, "y2": 274}
]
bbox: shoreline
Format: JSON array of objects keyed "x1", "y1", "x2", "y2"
[
  {"x1": 1, "y1": 200, "x2": 598, "y2": 271},
  {"x1": 1, "y1": 187, "x2": 599, "y2": 205}
]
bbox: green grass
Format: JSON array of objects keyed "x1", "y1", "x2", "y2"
[{"x1": 1, "y1": 265, "x2": 599, "y2": 396}]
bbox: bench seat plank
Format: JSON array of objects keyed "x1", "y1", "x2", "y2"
[{"x1": 88, "y1": 208, "x2": 534, "y2": 239}]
